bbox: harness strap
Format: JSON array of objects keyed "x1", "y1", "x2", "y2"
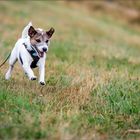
[
  {"x1": 23, "y1": 43, "x2": 40, "y2": 68},
  {"x1": 19, "y1": 53, "x2": 23, "y2": 65}
]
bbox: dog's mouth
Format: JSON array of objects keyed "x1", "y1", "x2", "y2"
[
  {"x1": 38, "y1": 51, "x2": 44, "y2": 57},
  {"x1": 34, "y1": 46, "x2": 44, "y2": 57}
]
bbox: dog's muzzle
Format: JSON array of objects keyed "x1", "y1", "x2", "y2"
[
  {"x1": 34, "y1": 46, "x2": 45, "y2": 57},
  {"x1": 43, "y1": 47, "x2": 47, "y2": 52}
]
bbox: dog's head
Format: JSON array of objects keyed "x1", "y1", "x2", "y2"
[{"x1": 28, "y1": 26, "x2": 55, "y2": 57}]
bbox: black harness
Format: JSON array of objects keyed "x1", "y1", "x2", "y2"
[{"x1": 21, "y1": 43, "x2": 40, "y2": 68}]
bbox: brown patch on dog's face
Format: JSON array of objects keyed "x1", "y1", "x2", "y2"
[
  {"x1": 28, "y1": 26, "x2": 37, "y2": 38},
  {"x1": 28, "y1": 26, "x2": 55, "y2": 46},
  {"x1": 28, "y1": 27, "x2": 42, "y2": 46}
]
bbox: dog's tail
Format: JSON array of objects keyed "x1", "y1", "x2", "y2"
[
  {"x1": 21, "y1": 22, "x2": 32, "y2": 39},
  {"x1": 0, "y1": 53, "x2": 11, "y2": 68}
]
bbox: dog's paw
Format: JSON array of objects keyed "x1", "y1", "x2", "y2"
[
  {"x1": 40, "y1": 81, "x2": 46, "y2": 85},
  {"x1": 30, "y1": 76, "x2": 37, "y2": 80}
]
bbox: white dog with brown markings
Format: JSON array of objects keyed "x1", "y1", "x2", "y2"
[{"x1": 5, "y1": 22, "x2": 55, "y2": 85}]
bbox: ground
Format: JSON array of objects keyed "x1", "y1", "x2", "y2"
[{"x1": 0, "y1": 1, "x2": 140, "y2": 140}]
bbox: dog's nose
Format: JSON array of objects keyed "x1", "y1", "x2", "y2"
[{"x1": 43, "y1": 48, "x2": 47, "y2": 52}]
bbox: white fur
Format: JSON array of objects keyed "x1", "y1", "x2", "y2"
[
  {"x1": 21, "y1": 22, "x2": 32, "y2": 38},
  {"x1": 5, "y1": 22, "x2": 47, "y2": 85}
]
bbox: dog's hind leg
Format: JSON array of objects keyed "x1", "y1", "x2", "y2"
[
  {"x1": 5, "y1": 49, "x2": 17, "y2": 80},
  {"x1": 5, "y1": 65, "x2": 14, "y2": 80}
]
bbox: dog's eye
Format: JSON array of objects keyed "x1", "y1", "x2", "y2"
[
  {"x1": 36, "y1": 39, "x2": 41, "y2": 43},
  {"x1": 45, "y1": 40, "x2": 48, "y2": 43}
]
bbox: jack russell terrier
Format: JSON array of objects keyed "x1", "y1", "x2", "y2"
[{"x1": 5, "y1": 22, "x2": 55, "y2": 85}]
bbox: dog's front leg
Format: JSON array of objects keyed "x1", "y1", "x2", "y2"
[
  {"x1": 22, "y1": 63, "x2": 36, "y2": 80},
  {"x1": 38, "y1": 59, "x2": 45, "y2": 85}
]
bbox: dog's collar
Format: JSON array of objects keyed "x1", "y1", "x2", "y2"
[{"x1": 23, "y1": 43, "x2": 39, "y2": 58}]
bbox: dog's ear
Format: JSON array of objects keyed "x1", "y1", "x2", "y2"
[
  {"x1": 46, "y1": 27, "x2": 55, "y2": 38},
  {"x1": 28, "y1": 26, "x2": 37, "y2": 38}
]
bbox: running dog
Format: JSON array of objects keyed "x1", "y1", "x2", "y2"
[{"x1": 5, "y1": 22, "x2": 55, "y2": 85}]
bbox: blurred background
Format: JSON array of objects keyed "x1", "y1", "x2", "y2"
[
  {"x1": 78, "y1": 0, "x2": 140, "y2": 25},
  {"x1": 1, "y1": 0, "x2": 140, "y2": 70}
]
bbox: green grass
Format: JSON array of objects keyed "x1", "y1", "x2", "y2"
[{"x1": 0, "y1": 1, "x2": 140, "y2": 140}]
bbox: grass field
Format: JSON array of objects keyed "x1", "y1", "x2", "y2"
[{"x1": 0, "y1": 1, "x2": 140, "y2": 140}]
